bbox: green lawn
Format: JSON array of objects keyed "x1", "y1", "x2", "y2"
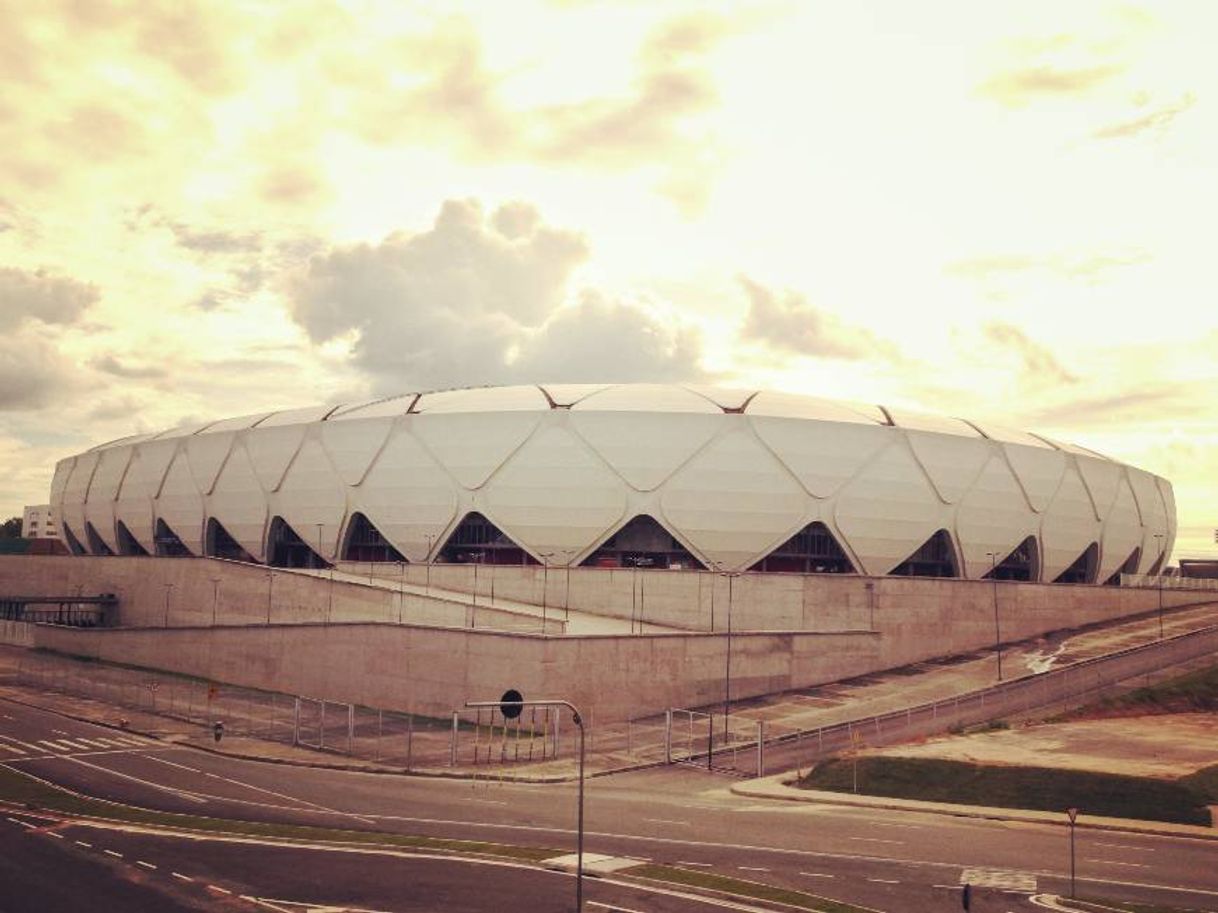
[
  {"x1": 798, "y1": 757, "x2": 1213, "y2": 826},
  {"x1": 1063, "y1": 662, "x2": 1218, "y2": 718}
]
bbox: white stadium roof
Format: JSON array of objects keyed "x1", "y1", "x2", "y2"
[{"x1": 53, "y1": 384, "x2": 1175, "y2": 583}]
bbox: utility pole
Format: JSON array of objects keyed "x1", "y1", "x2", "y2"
[
  {"x1": 162, "y1": 583, "x2": 174, "y2": 627},
  {"x1": 1153, "y1": 533, "x2": 1165, "y2": 640},
  {"x1": 467, "y1": 696, "x2": 587, "y2": 912},
  {"x1": 210, "y1": 577, "x2": 220, "y2": 626},
  {"x1": 986, "y1": 552, "x2": 1003, "y2": 681}
]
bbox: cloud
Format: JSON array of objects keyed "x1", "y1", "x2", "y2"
[
  {"x1": 982, "y1": 63, "x2": 1122, "y2": 106},
  {"x1": 981, "y1": 321, "x2": 1077, "y2": 385},
  {"x1": 287, "y1": 198, "x2": 705, "y2": 390},
  {"x1": 0, "y1": 267, "x2": 99, "y2": 330},
  {"x1": 90, "y1": 355, "x2": 169, "y2": 380},
  {"x1": 340, "y1": 13, "x2": 732, "y2": 209},
  {"x1": 0, "y1": 336, "x2": 75, "y2": 410},
  {"x1": 947, "y1": 250, "x2": 1151, "y2": 282},
  {"x1": 168, "y1": 222, "x2": 263, "y2": 254},
  {"x1": 512, "y1": 291, "x2": 705, "y2": 383},
  {"x1": 1092, "y1": 94, "x2": 1195, "y2": 140},
  {"x1": 1023, "y1": 387, "x2": 1185, "y2": 428},
  {"x1": 738, "y1": 276, "x2": 897, "y2": 362}
]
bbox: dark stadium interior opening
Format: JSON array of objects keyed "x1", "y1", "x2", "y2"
[
  {"x1": 61, "y1": 522, "x2": 86, "y2": 556},
  {"x1": 267, "y1": 517, "x2": 328, "y2": 569},
  {"x1": 750, "y1": 521, "x2": 854, "y2": 573},
  {"x1": 343, "y1": 512, "x2": 406, "y2": 563},
  {"x1": 206, "y1": 517, "x2": 255, "y2": 563},
  {"x1": 115, "y1": 520, "x2": 149, "y2": 556},
  {"x1": 1104, "y1": 546, "x2": 1141, "y2": 586},
  {"x1": 1053, "y1": 541, "x2": 1099, "y2": 584},
  {"x1": 581, "y1": 515, "x2": 705, "y2": 569},
  {"x1": 84, "y1": 521, "x2": 114, "y2": 557},
  {"x1": 983, "y1": 535, "x2": 1039, "y2": 582},
  {"x1": 154, "y1": 519, "x2": 191, "y2": 557},
  {"x1": 439, "y1": 512, "x2": 537, "y2": 565},
  {"x1": 890, "y1": 529, "x2": 958, "y2": 577}
]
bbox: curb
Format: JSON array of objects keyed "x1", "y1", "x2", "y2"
[{"x1": 730, "y1": 774, "x2": 1218, "y2": 841}]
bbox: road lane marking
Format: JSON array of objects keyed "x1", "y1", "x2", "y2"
[
  {"x1": 738, "y1": 866, "x2": 769, "y2": 872},
  {"x1": 848, "y1": 836, "x2": 903, "y2": 844},
  {"x1": 677, "y1": 861, "x2": 713, "y2": 867},
  {"x1": 0, "y1": 743, "x2": 23, "y2": 755},
  {"x1": 136, "y1": 860, "x2": 157, "y2": 869},
  {"x1": 871, "y1": 822, "x2": 922, "y2": 830},
  {"x1": 867, "y1": 878, "x2": 900, "y2": 884},
  {"x1": 6, "y1": 817, "x2": 34, "y2": 828},
  {"x1": 800, "y1": 872, "x2": 835, "y2": 879},
  {"x1": 589, "y1": 903, "x2": 649, "y2": 913},
  {"x1": 193, "y1": 768, "x2": 373, "y2": 823},
  {"x1": 52, "y1": 729, "x2": 69, "y2": 735},
  {"x1": 1086, "y1": 858, "x2": 1147, "y2": 868},
  {"x1": 60, "y1": 755, "x2": 208, "y2": 804},
  {"x1": 103, "y1": 849, "x2": 123, "y2": 858},
  {"x1": 46, "y1": 832, "x2": 64, "y2": 839},
  {"x1": 208, "y1": 885, "x2": 232, "y2": 895},
  {"x1": 36, "y1": 740, "x2": 74, "y2": 751},
  {"x1": 0, "y1": 736, "x2": 41, "y2": 752},
  {"x1": 172, "y1": 872, "x2": 194, "y2": 882},
  {"x1": 75, "y1": 840, "x2": 92, "y2": 848},
  {"x1": 644, "y1": 818, "x2": 689, "y2": 826},
  {"x1": 1095, "y1": 842, "x2": 1152, "y2": 852},
  {"x1": 144, "y1": 756, "x2": 201, "y2": 773}
]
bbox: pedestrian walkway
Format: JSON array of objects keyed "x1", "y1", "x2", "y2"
[{"x1": 0, "y1": 731, "x2": 158, "y2": 760}]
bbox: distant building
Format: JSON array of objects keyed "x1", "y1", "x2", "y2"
[
  {"x1": 22, "y1": 504, "x2": 58, "y2": 540},
  {"x1": 1179, "y1": 560, "x2": 1218, "y2": 580}
]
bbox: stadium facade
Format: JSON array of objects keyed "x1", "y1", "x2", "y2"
[{"x1": 50, "y1": 384, "x2": 1176, "y2": 586}]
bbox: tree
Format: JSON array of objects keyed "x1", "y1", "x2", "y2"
[{"x1": 0, "y1": 517, "x2": 23, "y2": 539}]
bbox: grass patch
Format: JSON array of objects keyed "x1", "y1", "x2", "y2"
[
  {"x1": 1060, "y1": 662, "x2": 1218, "y2": 719},
  {"x1": 797, "y1": 757, "x2": 1212, "y2": 826},
  {"x1": 1178, "y1": 763, "x2": 1218, "y2": 803},
  {"x1": 1078, "y1": 898, "x2": 1209, "y2": 913},
  {"x1": 630, "y1": 864, "x2": 872, "y2": 913}
]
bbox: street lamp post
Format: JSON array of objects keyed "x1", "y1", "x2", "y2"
[
  {"x1": 986, "y1": 552, "x2": 1003, "y2": 681},
  {"x1": 540, "y1": 553, "x2": 552, "y2": 631},
  {"x1": 424, "y1": 534, "x2": 434, "y2": 593},
  {"x1": 1066, "y1": 807, "x2": 1079, "y2": 897},
  {"x1": 1153, "y1": 533, "x2": 1165, "y2": 640},
  {"x1": 210, "y1": 577, "x2": 220, "y2": 626},
  {"x1": 162, "y1": 583, "x2": 174, "y2": 627},
  {"x1": 466, "y1": 697, "x2": 587, "y2": 913}
]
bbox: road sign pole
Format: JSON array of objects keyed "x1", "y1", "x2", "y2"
[{"x1": 1067, "y1": 807, "x2": 1079, "y2": 897}]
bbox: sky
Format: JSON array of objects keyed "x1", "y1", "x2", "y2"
[{"x1": 1, "y1": 0, "x2": 1215, "y2": 560}]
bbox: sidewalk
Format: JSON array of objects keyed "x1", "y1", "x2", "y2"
[{"x1": 730, "y1": 773, "x2": 1218, "y2": 841}]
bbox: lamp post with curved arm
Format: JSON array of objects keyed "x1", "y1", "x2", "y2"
[
  {"x1": 466, "y1": 696, "x2": 587, "y2": 912},
  {"x1": 986, "y1": 551, "x2": 1003, "y2": 681},
  {"x1": 1153, "y1": 533, "x2": 1165, "y2": 640}
]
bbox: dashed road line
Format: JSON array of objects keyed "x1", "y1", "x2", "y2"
[
  {"x1": 800, "y1": 872, "x2": 835, "y2": 879},
  {"x1": 1086, "y1": 858, "x2": 1147, "y2": 868},
  {"x1": 644, "y1": 818, "x2": 689, "y2": 827},
  {"x1": 103, "y1": 849, "x2": 123, "y2": 858},
  {"x1": 867, "y1": 878, "x2": 900, "y2": 884},
  {"x1": 208, "y1": 884, "x2": 233, "y2": 895},
  {"x1": 848, "y1": 836, "x2": 903, "y2": 845},
  {"x1": 1095, "y1": 842, "x2": 1152, "y2": 852},
  {"x1": 172, "y1": 872, "x2": 194, "y2": 882},
  {"x1": 738, "y1": 866, "x2": 769, "y2": 872},
  {"x1": 677, "y1": 861, "x2": 713, "y2": 867},
  {"x1": 75, "y1": 840, "x2": 92, "y2": 848},
  {"x1": 136, "y1": 860, "x2": 157, "y2": 869},
  {"x1": 6, "y1": 817, "x2": 34, "y2": 829},
  {"x1": 46, "y1": 831, "x2": 64, "y2": 839}
]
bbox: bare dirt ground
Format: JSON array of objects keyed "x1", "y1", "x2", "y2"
[{"x1": 874, "y1": 712, "x2": 1218, "y2": 778}]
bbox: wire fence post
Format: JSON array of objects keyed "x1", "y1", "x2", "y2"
[
  {"x1": 664, "y1": 709, "x2": 672, "y2": 764},
  {"x1": 450, "y1": 710, "x2": 459, "y2": 766},
  {"x1": 756, "y1": 720, "x2": 765, "y2": 777}
]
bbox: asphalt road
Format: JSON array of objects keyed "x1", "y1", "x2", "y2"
[{"x1": 2, "y1": 698, "x2": 1215, "y2": 912}]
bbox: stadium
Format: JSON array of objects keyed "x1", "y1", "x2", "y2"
[{"x1": 49, "y1": 383, "x2": 1176, "y2": 584}]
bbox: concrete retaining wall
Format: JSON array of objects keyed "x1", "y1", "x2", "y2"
[{"x1": 2, "y1": 556, "x2": 1211, "y2": 723}]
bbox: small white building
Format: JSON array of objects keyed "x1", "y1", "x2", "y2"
[{"x1": 22, "y1": 504, "x2": 58, "y2": 539}]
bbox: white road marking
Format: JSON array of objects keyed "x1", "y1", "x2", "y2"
[
  {"x1": 870, "y1": 822, "x2": 922, "y2": 830},
  {"x1": 75, "y1": 840, "x2": 92, "y2": 848},
  {"x1": 933, "y1": 884, "x2": 962, "y2": 890},
  {"x1": 678, "y1": 861, "x2": 713, "y2": 867},
  {"x1": 0, "y1": 736, "x2": 42, "y2": 752},
  {"x1": 589, "y1": 903, "x2": 650, "y2": 913},
  {"x1": 0, "y1": 742, "x2": 24, "y2": 755},
  {"x1": 738, "y1": 866, "x2": 769, "y2": 872},
  {"x1": 46, "y1": 832, "x2": 64, "y2": 839},
  {"x1": 172, "y1": 872, "x2": 194, "y2": 882},
  {"x1": 867, "y1": 878, "x2": 900, "y2": 884},
  {"x1": 848, "y1": 836, "x2": 903, "y2": 845},
  {"x1": 103, "y1": 849, "x2": 123, "y2": 858},
  {"x1": 136, "y1": 860, "x2": 157, "y2": 869},
  {"x1": 799, "y1": 872, "x2": 835, "y2": 879},
  {"x1": 73, "y1": 738, "x2": 113, "y2": 749},
  {"x1": 52, "y1": 729, "x2": 69, "y2": 736},
  {"x1": 60, "y1": 756, "x2": 208, "y2": 804},
  {"x1": 195, "y1": 768, "x2": 372, "y2": 822},
  {"x1": 36, "y1": 740, "x2": 74, "y2": 751},
  {"x1": 644, "y1": 818, "x2": 690, "y2": 826},
  {"x1": 960, "y1": 868, "x2": 1037, "y2": 892},
  {"x1": 144, "y1": 755, "x2": 200, "y2": 773},
  {"x1": 208, "y1": 885, "x2": 232, "y2": 895},
  {"x1": 1095, "y1": 842, "x2": 1152, "y2": 852},
  {"x1": 1086, "y1": 858, "x2": 1147, "y2": 868}
]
